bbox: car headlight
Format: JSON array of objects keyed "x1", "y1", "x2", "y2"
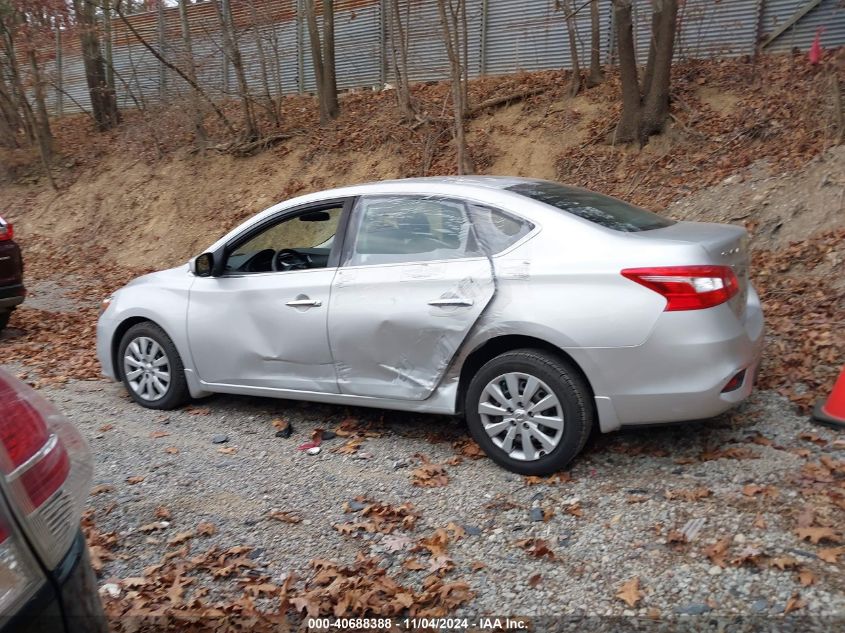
[{"x1": 98, "y1": 295, "x2": 113, "y2": 316}]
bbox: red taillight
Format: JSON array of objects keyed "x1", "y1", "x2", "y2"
[
  {"x1": 20, "y1": 441, "x2": 70, "y2": 508},
  {"x1": 0, "y1": 383, "x2": 51, "y2": 470},
  {"x1": 0, "y1": 368, "x2": 93, "y2": 569},
  {"x1": 0, "y1": 221, "x2": 12, "y2": 241},
  {"x1": 621, "y1": 265, "x2": 739, "y2": 311}
]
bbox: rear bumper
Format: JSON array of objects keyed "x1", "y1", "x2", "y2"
[
  {"x1": 576, "y1": 287, "x2": 765, "y2": 431},
  {"x1": 3, "y1": 531, "x2": 106, "y2": 633},
  {"x1": 0, "y1": 283, "x2": 25, "y2": 309}
]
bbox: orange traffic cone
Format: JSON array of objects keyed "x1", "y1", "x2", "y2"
[{"x1": 813, "y1": 366, "x2": 845, "y2": 429}]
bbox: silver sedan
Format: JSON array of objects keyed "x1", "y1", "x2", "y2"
[{"x1": 96, "y1": 177, "x2": 764, "y2": 474}]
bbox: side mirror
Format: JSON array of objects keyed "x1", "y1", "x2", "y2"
[{"x1": 194, "y1": 252, "x2": 214, "y2": 277}]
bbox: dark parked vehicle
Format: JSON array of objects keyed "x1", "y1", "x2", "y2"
[
  {"x1": 0, "y1": 216, "x2": 24, "y2": 331},
  {"x1": 0, "y1": 368, "x2": 107, "y2": 633}
]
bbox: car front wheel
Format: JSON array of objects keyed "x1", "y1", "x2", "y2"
[
  {"x1": 118, "y1": 322, "x2": 189, "y2": 410},
  {"x1": 465, "y1": 349, "x2": 593, "y2": 475}
]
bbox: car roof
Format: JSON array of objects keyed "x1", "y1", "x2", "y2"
[{"x1": 298, "y1": 176, "x2": 547, "y2": 201}]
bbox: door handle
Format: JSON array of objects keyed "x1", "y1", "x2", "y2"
[
  {"x1": 285, "y1": 298, "x2": 322, "y2": 308},
  {"x1": 427, "y1": 298, "x2": 474, "y2": 307}
]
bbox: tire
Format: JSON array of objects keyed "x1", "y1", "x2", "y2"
[
  {"x1": 118, "y1": 321, "x2": 190, "y2": 410},
  {"x1": 465, "y1": 349, "x2": 593, "y2": 475},
  {"x1": 0, "y1": 310, "x2": 9, "y2": 331}
]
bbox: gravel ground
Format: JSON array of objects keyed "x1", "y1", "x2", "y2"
[{"x1": 3, "y1": 277, "x2": 844, "y2": 631}]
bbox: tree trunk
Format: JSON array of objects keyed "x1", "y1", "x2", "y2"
[
  {"x1": 214, "y1": 0, "x2": 259, "y2": 141},
  {"x1": 0, "y1": 57, "x2": 22, "y2": 148},
  {"x1": 304, "y1": 0, "x2": 339, "y2": 123},
  {"x1": 26, "y1": 47, "x2": 53, "y2": 156},
  {"x1": 73, "y1": 0, "x2": 119, "y2": 131},
  {"x1": 640, "y1": 0, "x2": 677, "y2": 136},
  {"x1": 437, "y1": 0, "x2": 473, "y2": 175},
  {"x1": 248, "y1": 0, "x2": 279, "y2": 125},
  {"x1": 388, "y1": 0, "x2": 414, "y2": 120},
  {"x1": 178, "y1": 0, "x2": 208, "y2": 151},
  {"x1": 641, "y1": 9, "x2": 660, "y2": 97},
  {"x1": 586, "y1": 0, "x2": 604, "y2": 87},
  {"x1": 321, "y1": 0, "x2": 339, "y2": 120},
  {"x1": 563, "y1": 0, "x2": 581, "y2": 97},
  {"x1": 103, "y1": 0, "x2": 115, "y2": 94},
  {"x1": 612, "y1": 0, "x2": 641, "y2": 144}
]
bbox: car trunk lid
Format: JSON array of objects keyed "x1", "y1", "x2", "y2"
[{"x1": 630, "y1": 221, "x2": 750, "y2": 319}]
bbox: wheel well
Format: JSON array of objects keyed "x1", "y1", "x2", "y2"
[
  {"x1": 456, "y1": 335, "x2": 596, "y2": 416},
  {"x1": 110, "y1": 317, "x2": 152, "y2": 380}
]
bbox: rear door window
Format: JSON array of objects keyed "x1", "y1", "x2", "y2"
[
  {"x1": 507, "y1": 182, "x2": 674, "y2": 232},
  {"x1": 345, "y1": 195, "x2": 481, "y2": 266}
]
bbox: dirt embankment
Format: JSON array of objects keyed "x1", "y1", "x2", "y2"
[{"x1": 1, "y1": 55, "x2": 842, "y2": 269}]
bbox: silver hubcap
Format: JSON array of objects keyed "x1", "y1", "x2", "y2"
[
  {"x1": 478, "y1": 372, "x2": 564, "y2": 461},
  {"x1": 123, "y1": 336, "x2": 171, "y2": 402}
]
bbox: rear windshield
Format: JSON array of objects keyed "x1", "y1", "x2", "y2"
[{"x1": 506, "y1": 182, "x2": 674, "y2": 232}]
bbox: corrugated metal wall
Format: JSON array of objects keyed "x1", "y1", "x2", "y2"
[
  {"x1": 761, "y1": 0, "x2": 845, "y2": 53},
  {"x1": 26, "y1": 0, "x2": 845, "y2": 115}
]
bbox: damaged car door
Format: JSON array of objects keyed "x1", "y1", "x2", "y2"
[
  {"x1": 186, "y1": 201, "x2": 349, "y2": 393},
  {"x1": 328, "y1": 195, "x2": 495, "y2": 400}
]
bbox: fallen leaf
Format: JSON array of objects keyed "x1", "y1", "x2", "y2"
[
  {"x1": 469, "y1": 561, "x2": 486, "y2": 572},
  {"x1": 168, "y1": 531, "x2": 194, "y2": 546},
  {"x1": 797, "y1": 569, "x2": 816, "y2": 586},
  {"x1": 218, "y1": 446, "x2": 238, "y2": 455},
  {"x1": 268, "y1": 510, "x2": 302, "y2": 524},
  {"x1": 125, "y1": 476, "x2": 145, "y2": 485},
  {"x1": 616, "y1": 577, "x2": 643, "y2": 607},
  {"x1": 770, "y1": 556, "x2": 798, "y2": 570},
  {"x1": 164, "y1": 446, "x2": 179, "y2": 454},
  {"x1": 98, "y1": 424, "x2": 114, "y2": 432},
  {"x1": 402, "y1": 558, "x2": 427, "y2": 571},
  {"x1": 91, "y1": 484, "x2": 114, "y2": 496},
  {"x1": 794, "y1": 527, "x2": 842, "y2": 544},
  {"x1": 784, "y1": 593, "x2": 804, "y2": 614},
  {"x1": 703, "y1": 538, "x2": 731, "y2": 567},
  {"x1": 196, "y1": 522, "x2": 216, "y2": 536},
  {"x1": 817, "y1": 546, "x2": 845, "y2": 563},
  {"x1": 528, "y1": 573, "x2": 542, "y2": 587},
  {"x1": 150, "y1": 431, "x2": 170, "y2": 439},
  {"x1": 154, "y1": 506, "x2": 171, "y2": 520}
]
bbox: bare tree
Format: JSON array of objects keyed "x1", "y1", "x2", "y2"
[
  {"x1": 214, "y1": 0, "x2": 259, "y2": 140},
  {"x1": 73, "y1": 0, "x2": 119, "y2": 131},
  {"x1": 562, "y1": 0, "x2": 580, "y2": 97},
  {"x1": 304, "y1": 0, "x2": 338, "y2": 123},
  {"x1": 0, "y1": 11, "x2": 54, "y2": 187},
  {"x1": 436, "y1": 0, "x2": 473, "y2": 175},
  {"x1": 612, "y1": 0, "x2": 678, "y2": 144},
  {"x1": 116, "y1": 2, "x2": 236, "y2": 135},
  {"x1": 387, "y1": 0, "x2": 414, "y2": 120},
  {"x1": 178, "y1": 0, "x2": 207, "y2": 150},
  {"x1": 586, "y1": 0, "x2": 604, "y2": 87}
]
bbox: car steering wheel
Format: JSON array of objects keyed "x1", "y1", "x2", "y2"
[{"x1": 272, "y1": 249, "x2": 311, "y2": 272}]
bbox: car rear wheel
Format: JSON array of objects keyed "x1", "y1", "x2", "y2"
[
  {"x1": 118, "y1": 322, "x2": 189, "y2": 410},
  {"x1": 465, "y1": 349, "x2": 593, "y2": 475}
]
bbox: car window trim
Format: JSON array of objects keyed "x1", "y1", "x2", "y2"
[{"x1": 220, "y1": 197, "x2": 355, "y2": 276}]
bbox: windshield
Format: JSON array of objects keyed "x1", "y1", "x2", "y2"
[{"x1": 506, "y1": 182, "x2": 674, "y2": 232}]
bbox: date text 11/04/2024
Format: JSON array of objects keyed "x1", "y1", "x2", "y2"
[{"x1": 306, "y1": 618, "x2": 528, "y2": 630}]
